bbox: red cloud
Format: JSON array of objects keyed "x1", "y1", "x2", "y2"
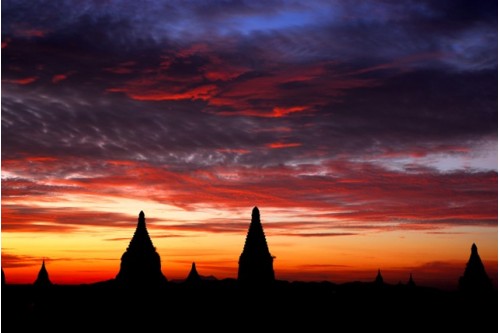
[
  {"x1": 14, "y1": 28, "x2": 47, "y2": 38},
  {"x1": 105, "y1": 47, "x2": 375, "y2": 117},
  {"x1": 2, "y1": 156, "x2": 496, "y2": 234},
  {"x1": 52, "y1": 71, "x2": 76, "y2": 83},
  {"x1": 266, "y1": 142, "x2": 302, "y2": 149},
  {"x1": 104, "y1": 61, "x2": 137, "y2": 74},
  {"x1": 2, "y1": 38, "x2": 10, "y2": 49},
  {"x1": 3, "y1": 77, "x2": 38, "y2": 85}
]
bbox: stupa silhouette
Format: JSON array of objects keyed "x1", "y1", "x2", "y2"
[
  {"x1": 458, "y1": 243, "x2": 493, "y2": 293},
  {"x1": 374, "y1": 269, "x2": 384, "y2": 285},
  {"x1": 407, "y1": 273, "x2": 416, "y2": 288},
  {"x1": 34, "y1": 260, "x2": 52, "y2": 287},
  {"x1": 185, "y1": 262, "x2": 202, "y2": 284},
  {"x1": 115, "y1": 211, "x2": 167, "y2": 287},
  {"x1": 238, "y1": 206, "x2": 275, "y2": 285}
]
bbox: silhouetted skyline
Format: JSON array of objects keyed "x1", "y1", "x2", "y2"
[
  {"x1": 1, "y1": 209, "x2": 494, "y2": 293},
  {"x1": 1, "y1": 0, "x2": 497, "y2": 287}
]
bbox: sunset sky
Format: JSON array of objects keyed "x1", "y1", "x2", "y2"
[{"x1": 1, "y1": 0, "x2": 497, "y2": 289}]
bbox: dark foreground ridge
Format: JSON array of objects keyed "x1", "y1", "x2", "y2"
[
  {"x1": 1, "y1": 209, "x2": 497, "y2": 331},
  {"x1": 2, "y1": 279, "x2": 497, "y2": 331}
]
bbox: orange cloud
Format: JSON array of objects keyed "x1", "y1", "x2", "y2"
[{"x1": 266, "y1": 142, "x2": 302, "y2": 149}]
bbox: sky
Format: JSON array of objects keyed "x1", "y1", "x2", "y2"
[{"x1": 1, "y1": 0, "x2": 497, "y2": 289}]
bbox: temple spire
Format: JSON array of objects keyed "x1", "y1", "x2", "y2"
[
  {"x1": 238, "y1": 206, "x2": 275, "y2": 285},
  {"x1": 34, "y1": 259, "x2": 52, "y2": 287},
  {"x1": 374, "y1": 269, "x2": 384, "y2": 285},
  {"x1": 407, "y1": 273, "x2": 416, "y2": 288},
  {"x1": 185, "y1": 262, "x2": 202, "y2": 284},
  {"x1": 459, "y1": 243, "x2": 492, "y2": 293},
  {"x1": 115, "y1": 211, "x2": 168, "y2": 287}
]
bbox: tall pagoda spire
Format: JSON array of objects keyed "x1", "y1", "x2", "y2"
[
  {"x1": 238, "y1": 207, "x2": 275, "y2": 285},
  {"x1": 34, "y1": 259, "x2": 52, "y2": 287},
  {"x1": 459, "y1": 243, "x2": 493, "y2": 293},
  {"x1": 115, "y1": 211, "x2": 167, "y2": 287}
]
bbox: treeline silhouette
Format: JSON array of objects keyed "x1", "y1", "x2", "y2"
[{"x1": 2, "y1": 208, "x2": 497, "y2": 331}]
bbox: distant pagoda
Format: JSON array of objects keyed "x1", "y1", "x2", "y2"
[
  {"x1": 407, "y1": 273, "x2": 416, "y2": 288},
  {"x1": 185, "y1": 262, "x2": 202, "y2": 284},
  {"x1": 374, "y1": 269, "x2": 384, "y2": 285},
  {"x1": 459, "y1": 243, "x2": 493, "y2": 293},
  {"x1": 238, "y1": 207, "x2": 275, "y2": 285},
  {"x1": 34, "y1": 260, "x2": 52, "y2": 287},
  {"x1": 115, "y1": 211, "x2": 167, "y2": 287}
]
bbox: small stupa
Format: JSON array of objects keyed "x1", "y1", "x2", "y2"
[
  {"x1": 407, "y1": 273, "x2": 416, "y2": 288},
  {"x1": 34, "y1": 260, "x2": 52, "y2": 287},
  {"x1": 458, "y1": 243, "x2": 493, "y2": 293},
  {"x1": 115, "y1": 211, "x2": 168, "y2": 287},
  {"x1": 374, "y1": 269, "x2": 384, "y2": 285},
  {"x1": 238, "y1": 207, "x2": 275, "y2": 285},
  {"x1": 185, "y1": 262, "x2": 202, "y2": 284}
]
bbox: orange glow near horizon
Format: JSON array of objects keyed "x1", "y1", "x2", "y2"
[
  {"x1": 2, "y1": 156, "x2": 497, "y2": 287},
  {"x1": 2, "y1": 200, "x2": 497, "y2": 288},
  {"x1": 1, "y1": 0, "x2": 497, "y2": 294}
]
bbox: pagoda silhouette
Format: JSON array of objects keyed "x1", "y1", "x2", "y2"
[
  {"x1": 458, "y1": 243, "x2": 493, "y2": 293},
  {"x1": 115, "y1": 211, "x2": 167, "y2": 287},
  {"x1": 407, "y1": 273, "x2": 416, "y2": 288},
  {"x1": 374, "y1": 269, "x2": 384, "y2": 286},
  {"x1": 184, "y1": 262, "x2": 202, "y2": 284},
  {"x1": 34, "y1": 260, "x2": 52, "y2": 287},
  {"x1": 238, "y1": 206, "x2": 275, "y2": 285}
]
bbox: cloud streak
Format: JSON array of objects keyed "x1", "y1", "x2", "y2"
[{"x1": 1, "y1": 0, "x2": 496, "y2": 285}]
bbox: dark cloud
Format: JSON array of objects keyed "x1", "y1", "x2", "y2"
[
  {"x1": 1, "y1": 253, "x2": 41, "y2": 268},
  {"x1": 2, "y1": 205, "x2": 139, "y2": 232}
]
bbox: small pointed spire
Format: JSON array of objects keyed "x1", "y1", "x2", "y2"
[
  {"x1": 407, "y1": 273, "x2": 416, "y2": 287},
  {"x1": 34, "y1": 259, "x2": 52, "y2": 287},
  {"x1": 375, "y1": 269, "x2": 384, "y2": 285},
  {"x1": 185, "y1": 262, "x2": 201, "y2": 284},
  {"x1": 471, "y1": 243, "x2": 478, "y2": 255},
  {"x1": 252, "y1": 206, "x2": 260, "y2": 219}
]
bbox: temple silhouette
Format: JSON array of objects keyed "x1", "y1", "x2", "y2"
[
  {"x1": 185, "y1": 262, "x2": 201, "y2": 284},
  {"x1": 33, "y1": 259, "x2": 52, "y2": 287},
  {"x1": 407, "y1": 273, "x2": 416, "y2": 288},
  {"x1": 374, "y1": 269, "x2": 384, "y2": 285},
  {"x1": 1, "y1": 209, "x2": 497, "y2": 331},
  {"x1": 458, "y1": 243, "x2": 493, "y2": 293},
  {"x1": 115, "y1": 211, "x2": 167, "y2": 287},
  {"x1": 237, "y1": 207, "x2": 275, "y2": 285}
]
